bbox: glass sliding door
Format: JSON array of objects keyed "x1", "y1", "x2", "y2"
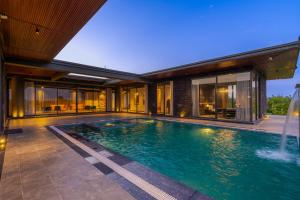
[
  {"x1": 217, "y1": 73, "x2": 250, "y2": 121},
  {"x1": 111, "y1": 90, "x2": 116, "y2": 111},
  {"x1": 120, "y1": 86, "x2": 147, "y2": 113},
  {"x1": 192, "y1": 77, "x2": 216, "y2": 118},
  {"x1": 216, "y1": 84, "x2": 236, "y2": 120},
  {"x1": 129, "y1": 88, "x2": 137, "y2": 112},
  {"x1": 192, "y1": 72, "x2": 252, "y2": 122},
  {"x1": 157, "y1": 83, "x2": 165, "y2": 114},
  {"x1": 35, "y1": 86, "x2": 57, "y2": 115},
  {"x1": 78, "y1": 90, "x2": 94, "y2": 112},
  {"x1": 57, "y1": 88, "x2": 76, "y2": 114},
  {"x1": 120, "y1": 88, "x2": 129, "y2": 112},
  {"x1": 199, "y1": 84, "x2": 216, "y2": 118},
  {"x1": 156, "y1": 82, "x2": 173, "y2": 115},
  {"x1": 94, "y1": 90, "x2": 106, "y2": 112}
]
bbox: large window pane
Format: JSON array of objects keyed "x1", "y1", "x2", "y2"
[
  {"x1": 192, "y1": 77, "x2": 216, "y2": 118},
  {"x1": 157, "y1": 84, "x2": 165, "y2": 114},
  {"x1": 111, "y1": 90, "x2": 116, "y2": 111},
  {"x1": 57, "y1": 88, "x2": 76, "y2": 114},
  {"x1": 216, "y1": 72, "x2": 251, "y2": 121},
  {"x1": 94, "y1": 90, "x2": 106, "y2": 112},
  {"x1": 128, "y1": 88, "x2": 137, "y2": 112},
  {"x1": 199, "y1": 84, "x2": 216, "y2": 118},
  {"x1": 35, "y1": 86, "x2": 57, "y2": 115},
  {"x1": 216, "y1": 84, "x2": 236, "y2": 119},
  {"x1": 137, "y1": 87, "x2": 145, "y2": 113},
  {"x1": 78, "y1": 90, "x2": 94, "y2": 112},
  {"x1": 120, "y1": 88, "x2": 129, "y2": 112},
  {"x1": 24, "y1": 82, "x2": 35, "y2": 115},
  {"x1": 157, "y1": 82, "x2": 173, "y2": 115}
]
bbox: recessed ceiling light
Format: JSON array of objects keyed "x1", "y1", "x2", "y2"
[{"x1": 68, "y1": 73, "x2": 108, "y2": 80}]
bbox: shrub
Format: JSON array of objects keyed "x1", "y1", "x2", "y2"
[{"x1": 267, "y1": 96, "x2": 291, "y2": 115}]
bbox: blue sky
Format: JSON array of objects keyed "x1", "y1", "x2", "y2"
[{"x1": 56, "y1": 0, "x2": 300, "y2": 97}]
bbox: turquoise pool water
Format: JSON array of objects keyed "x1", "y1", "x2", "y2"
[{"x1": 62, "y1": 118, "x2": 300, "y2": 200}]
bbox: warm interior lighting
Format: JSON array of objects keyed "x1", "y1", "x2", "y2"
[
  {"x1": 179, "y1": 111, "x2": 186, "y2": 118},
  {"x1": 68, "y1": 73, "x2": 108, "y2": 80},
  {"x1": 35, "y1": 27, "x2": 40, "y2": 35},
  {"x1": 0, "y1": 13, "x2": 8, "y2": 20},
  {"x1": 0, "y1": 138, "x2": 5, "y2": 144}
]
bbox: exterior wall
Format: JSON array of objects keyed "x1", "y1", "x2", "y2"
[
  {"x1": 147, "y1": 83, "x2": 157, "y2": 115},
  {"x1": 173, "y1": 78, "x2": 192, "y2": 117},
  {"x1": 0, "y1": 42, "x2": 6, "y2": 133},
  {"x1": 259, "y1": 76, "x2": 267, "y2": 117},
  {"x1": 10, "y1": 77, "x2": 25, "y2": 117}
]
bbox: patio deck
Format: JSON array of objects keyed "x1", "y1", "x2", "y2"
[{"x1": 0, "y1": 114, "x2": 287, "y2": 200}]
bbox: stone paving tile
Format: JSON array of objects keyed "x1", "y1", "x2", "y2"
[{"x1": 1, "y1": 116, "x2": 136, "y2": 200}]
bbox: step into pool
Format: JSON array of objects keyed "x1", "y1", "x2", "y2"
[{"x1": 61, "y1": 118, "x2": 300, "y2": 200}]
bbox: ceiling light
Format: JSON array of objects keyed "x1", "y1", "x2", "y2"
[{"x1": 68, "y1": 73, "x2": 108, "y2": 80}]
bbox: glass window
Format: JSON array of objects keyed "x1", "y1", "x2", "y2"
[
  {"x1": 111, "y1": 90, "x2": 116, "y2": 111},
  {"x1": 129, "y1": 88, "x2": 137, "y2": 112},
  {"x1": 57, "y1": 88, "x2": 76, "y2": 114},
  {"x1": 157, "y1": 82, "x2": 173, "y2": 115},
  {"x1": 35, "y1": 86, "x2": 57, "y2": 115},
  {"x1": 93, "y1": 90, "x2": 106, "y2": 112},
  {"x1": 157, "y1": 84, "x2": 165, "y2": 114},
  {"x1": 192, "y1": 77, "x2": 216, "y2": 118},
  {"x1": 192, "y1": 72, "x2": 251, "y2": 122},
  {"x1": 24, "y1": 82, "x2": 35, "y2": 115},
  {"x1": 120, "y1": 88, "x2": 129, "y2": 112},
  {"x1": 199, "y1": 84, "x2": 216, "y2": 118},
  {"x1": 78, "y1": 90, "x2": 94, "y2": 112},
  {"x1": 137, "y1": 87, "x2": 146, "y2": 113}
]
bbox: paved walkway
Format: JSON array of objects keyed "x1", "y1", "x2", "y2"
[
  {"x1": 0, "y1": 113, "x2": 289, "y2": 200},
  {"x1": 0, "y1": 114, "x2": 139, "y2": 200}
]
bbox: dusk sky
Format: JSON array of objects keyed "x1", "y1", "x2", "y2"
[{"x1": 56, "y1": 0, "x2": 300, "y2": 97}]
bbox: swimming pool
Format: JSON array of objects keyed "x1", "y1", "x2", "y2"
[{"x1": 61, "y1": 118, "x2": 300, "y2": 200}]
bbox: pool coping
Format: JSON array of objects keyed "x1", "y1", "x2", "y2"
[{"x1": 47, "y1": 123, "x2": 212, "y2": 200}]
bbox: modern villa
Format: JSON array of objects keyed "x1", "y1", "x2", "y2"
[
  {"x1": 1, "y1": 1, "x2": 300, "y2": 200},
  {"x1": 1, "y1": 8, "x2": 299, "y2": 133}
]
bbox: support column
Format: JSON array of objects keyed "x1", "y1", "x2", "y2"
[
  {"x1": 11, "y1": 77, "x2": 25, "y2": 118},
  {"x1": 0, "y1": 57, "x2": 5, "y2": 132}
]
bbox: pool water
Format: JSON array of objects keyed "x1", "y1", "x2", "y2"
[{"x1": 62, "y1": 118, "x2": 300, "y2": 200}]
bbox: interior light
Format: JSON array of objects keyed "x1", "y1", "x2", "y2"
[
  {"x1": 35, "y1": 27, "x2": 40, "y2": 35},
  {"x1": 68, "y1": 73, "x2": 108, "y2": 80},
  {"x1": 0, "y1": 13, "x2": 8, "y2": 20}
]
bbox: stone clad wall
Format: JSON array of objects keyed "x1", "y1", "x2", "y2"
[{"x1": 173, "y1": 78, "x2": 192, "y2": 117}]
